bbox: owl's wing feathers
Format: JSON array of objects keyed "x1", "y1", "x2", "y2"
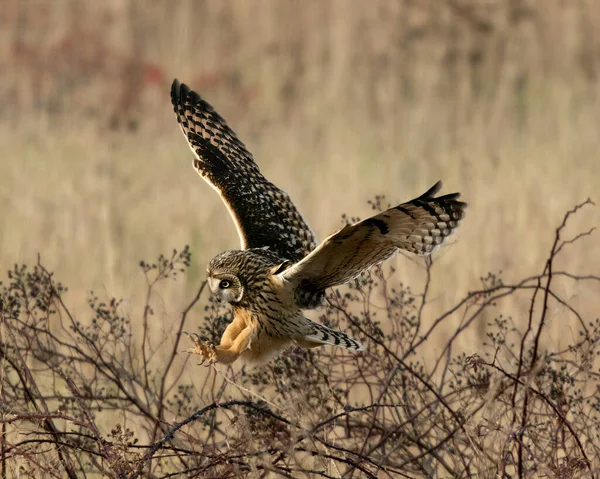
[
  {"x1": 280, "y1": 181, "x2": 466, "y2": 293},
  {"x1": 171, "y1": 79, "x2": 316, "y2": 262}
]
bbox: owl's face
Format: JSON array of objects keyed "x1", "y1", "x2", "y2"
[
  {"x1": 207, "y1": 249, "x2": 280, "y2": 305},
  {"x1": 207, "y1": 272, "x2": 243, "y2": 304},
  {"x1": 207, "y1": 251, "x2": 249, "y2": 304}
]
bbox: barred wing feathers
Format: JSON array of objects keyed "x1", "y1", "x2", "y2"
[
  {"x1": 280, "y1": 181, "x2": 466, "y2": 293},
  {"x1": 171, "y1": 79, "x2": 316, "y2": 262}
]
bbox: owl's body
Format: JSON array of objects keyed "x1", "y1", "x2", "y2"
[
  {"x1": 171, "y1": 79, "x2": 467, "y2": 366},
  {"x1": 202, "y1": 249, "x2": 362, "y2": 364}
]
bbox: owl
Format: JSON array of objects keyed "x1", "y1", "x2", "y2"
[{"x1": 171, "y1": 79, "x2": 466, "y2": 366}]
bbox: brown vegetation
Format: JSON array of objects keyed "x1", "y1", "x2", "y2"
[
  {"x1": 1, "y1": 199, "x2": 598, "y2": 477},
  {"x1": 1, "y1": 1, "x2": 600, "y2": 477}
]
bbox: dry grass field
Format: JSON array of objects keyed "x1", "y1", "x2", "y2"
[{"x1": 1, "y1": 1, "x2": 600, "y2": 477}]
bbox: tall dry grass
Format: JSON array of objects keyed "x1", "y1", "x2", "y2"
[{"x1": 1, "y1": 0, "x2": 598, "y2": 352}]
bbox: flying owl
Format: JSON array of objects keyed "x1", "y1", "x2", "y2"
[{"x1": 171, "y1": 79, "x2": 466, "y2": 366}]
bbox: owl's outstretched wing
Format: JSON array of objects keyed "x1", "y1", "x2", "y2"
[
  {"x1": 279, "y1": 181, "x2": 466, "y2": 295},
  {"x1": 171, "y1": 79, "x2": 316, "y2": 262}
]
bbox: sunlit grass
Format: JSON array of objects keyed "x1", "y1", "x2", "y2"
[{"x1": 1, "y1": 0, "x2": 598, "y2": 355}]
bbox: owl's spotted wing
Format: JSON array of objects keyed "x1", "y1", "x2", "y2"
[
  {"x1": 279, "y1": 181, "x2": 466, "y2": 295},
  {"x1": 171, "y1": 79, "x2": 316, "y2": 262}
]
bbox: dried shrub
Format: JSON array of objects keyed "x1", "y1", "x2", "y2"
[{"x1": 1, "y1": 200, "x2": 598, "y2": 478}]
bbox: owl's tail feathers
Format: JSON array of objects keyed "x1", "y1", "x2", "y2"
[{"x1": 299, "y1": 319, "x2": 364, "y2": 351}]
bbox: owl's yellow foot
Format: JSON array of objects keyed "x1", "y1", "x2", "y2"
[{"x1": 184, "y1": 332, "x2": 217, "y2": 366}]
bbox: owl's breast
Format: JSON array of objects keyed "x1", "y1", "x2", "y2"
[{"x1": 238, "y1": 308, "x2": 304, "y2": 365}]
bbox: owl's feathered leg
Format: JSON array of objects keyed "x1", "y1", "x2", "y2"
[
  {"x1": 297, "y1": 319, "x2": 364, "y2": 351},
  {"x1": 214, "y1": 326, "x2": 252, "y2": 364},
  {"x1": 219, "y1": 317, "x2": 247, "y2": 348}
]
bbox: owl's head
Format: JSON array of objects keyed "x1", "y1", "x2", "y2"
[
  {"x1": 207, "y1": 249, "x2": 284, "y2": 305},
  {"x1": 206, "y1": 250, "x2": 248, "y2": 304}
]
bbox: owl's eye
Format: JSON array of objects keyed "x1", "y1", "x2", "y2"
[{"x1": 220, "y1": 280, "x2": 231, "y2": 289}]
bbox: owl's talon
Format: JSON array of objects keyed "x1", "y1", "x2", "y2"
[{"x1": 185, "y1": 333, "x2": 217, "y2": 365}]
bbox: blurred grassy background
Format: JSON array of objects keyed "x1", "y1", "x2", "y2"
[{"x1": 1, "y1": 0, "x2": 599, "y2": 352}]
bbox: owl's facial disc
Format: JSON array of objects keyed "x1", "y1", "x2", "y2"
[{"x1": 207, "y1": 272, "x2": 243, "y2": 304}]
